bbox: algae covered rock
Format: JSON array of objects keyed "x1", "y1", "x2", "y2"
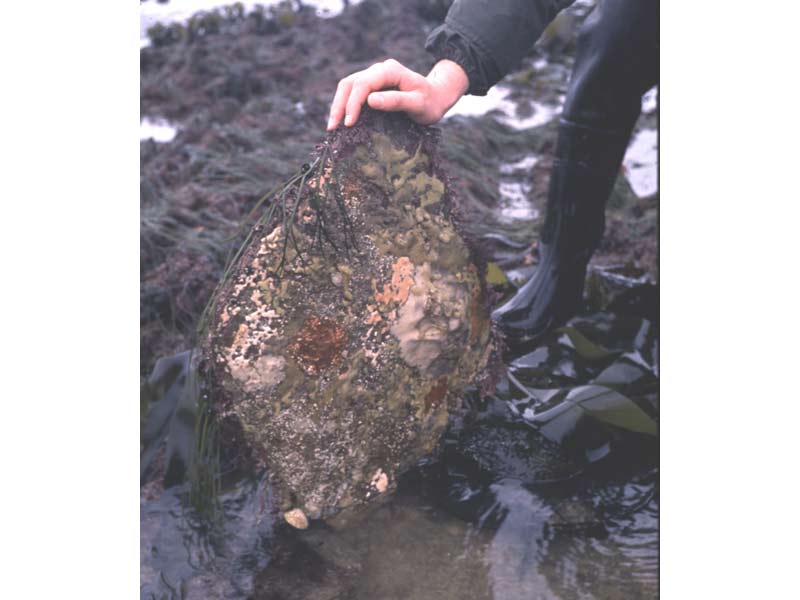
[{"x1": 200, "y1": 109, "x2": 493, "y2": 526}]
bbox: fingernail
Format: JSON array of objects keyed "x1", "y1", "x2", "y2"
[
  {"x1": 371, "y1": 93, "x2": 384, "y2": 108},
  {"x1": 344, "y1": 114, "x2": 352, "y2": 126},
  {"x1": 327, "y1": 117, "x2": 335, "y2": 130}
]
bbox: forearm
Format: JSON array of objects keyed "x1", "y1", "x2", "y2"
[{"x1": 425, "y1": 0, "x2": 575, "y2": 95}]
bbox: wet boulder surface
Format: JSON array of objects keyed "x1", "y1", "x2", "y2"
[{"x1": 200, "y1": 109, "x2": 494, "y2": 527}]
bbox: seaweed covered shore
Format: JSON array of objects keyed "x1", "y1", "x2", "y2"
[{"x1": 140, "y1": 0, "x2": 657, "y2": 378}]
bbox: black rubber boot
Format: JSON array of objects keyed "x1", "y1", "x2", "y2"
[
  {"x1": 491, "y1": 120, "x2": 630, "y2": 340},
  {"x1": 491, "y1": 0, "x2": 658, "y2": 342}
]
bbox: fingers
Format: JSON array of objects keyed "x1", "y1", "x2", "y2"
[
  {"x1": 328, "y1": 59, "x2": 423, "y2": 130},
  {"x1": 343, "y1": 62, "x2": 398, "y2": 127},
  {"x1": 367, "y1": 90, "x2": 424, "y2": 116},
  {"x1": 328, "y1": 77, "x2": 354, "y2": 130}
]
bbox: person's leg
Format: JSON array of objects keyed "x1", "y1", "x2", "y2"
[{"x1": 493, "y1": 0, "x2": 659, "y2": 340}]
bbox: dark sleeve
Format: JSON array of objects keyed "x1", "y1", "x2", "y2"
[{"x1": 425, "y1": 0, "x2": 575, "y2": 95}]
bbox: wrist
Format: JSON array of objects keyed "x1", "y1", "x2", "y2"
[{"x1": 426, "y1": 59, "x2": 468, "y2": 117}]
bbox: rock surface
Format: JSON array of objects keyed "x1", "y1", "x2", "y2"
[{"x1": 201, "y1": 110, "x2": 493, "y2": 525}]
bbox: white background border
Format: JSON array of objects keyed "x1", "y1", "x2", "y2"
[{"x1": 3, "y1": 1, "x2": 799, "y2": 597}]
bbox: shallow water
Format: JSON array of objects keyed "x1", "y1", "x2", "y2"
[
  {"x1": 623, "y1": 128, "x2": 658, "y2": 199},
  {"x1": 140, "y1": 116, "x2": 178, "y2": 143}
]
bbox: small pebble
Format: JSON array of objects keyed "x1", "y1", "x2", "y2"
[
  {"x1": 283, "y1": 508, "x2": 309, "y2": 530},
  {"x1": 371, "y1": 469, "x2": 389, "y2": 493}
]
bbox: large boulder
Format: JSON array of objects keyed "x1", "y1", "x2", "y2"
[{"x1": 201, "y1": 110, "x2": 493, "y2": 527}]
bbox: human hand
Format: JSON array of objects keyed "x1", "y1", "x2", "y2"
[{"x1": 327, "y1": 58, "x2": 469, "y2": 130}]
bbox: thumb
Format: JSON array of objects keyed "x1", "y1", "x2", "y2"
[{"x1": 368, "y1": 90, "x2": 424, "y2": 114}]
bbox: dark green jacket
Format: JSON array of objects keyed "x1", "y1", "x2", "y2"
[{"x1": 425, "y1": 0, "x2": 574, "y2": 95}]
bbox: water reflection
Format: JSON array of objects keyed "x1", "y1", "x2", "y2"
[
  {"x1": 141, "y1": 474, "x2": 276, "y2": 598},
  {"x1": 140, "y1": 0, "x2": 366, "y2": 47},
  {"x1": 485, "y1": 480, "x2": 557, "y2": 599},
  {"x1": 140, "y1": 117, "x2": 178, "y2": 143}
]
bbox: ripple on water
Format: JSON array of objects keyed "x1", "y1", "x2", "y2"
[{"x1": 140, "y1": 475, "x2": 276, "y2": 598}]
